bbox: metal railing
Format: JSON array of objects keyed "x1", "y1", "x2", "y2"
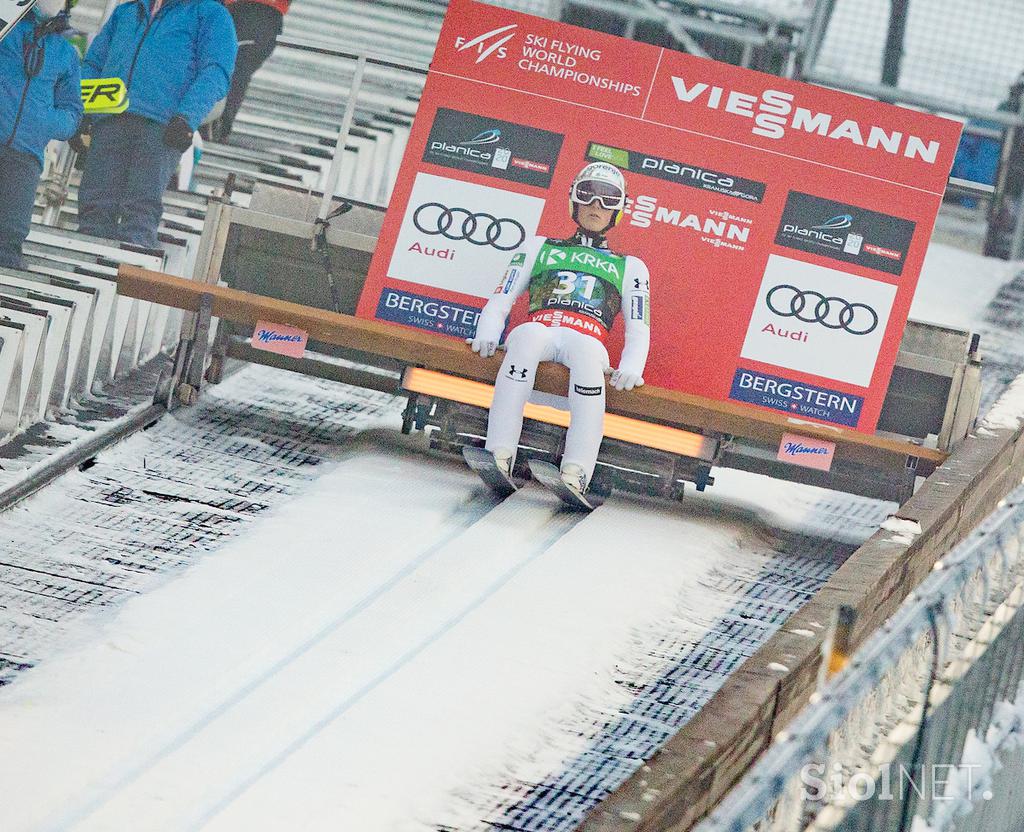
[
  {"x1": 268, "y1": 39, "x2": 427, "y2": 218},
  {"x1": 694, "y1": 465, "x2": 1024, "y2": 832}
]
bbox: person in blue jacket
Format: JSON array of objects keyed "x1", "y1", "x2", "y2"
[
  {"x1": 75, "y1": 0, "x2": 237, "y2": 248},
  {"x1": 0, "y1": 0, "x2": 83, "y2": 269}
]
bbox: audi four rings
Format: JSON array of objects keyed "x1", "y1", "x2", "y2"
[
  {"x1": 413, "y1": 202, "x2": 527, "y2": 251},
  {"x1": 766, "y1": 284, "x2": 879, "y2": 335}
]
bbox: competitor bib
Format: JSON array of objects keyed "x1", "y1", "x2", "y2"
[{"x1": 528, "y1": 242, "x2": 626, "y2": 337}]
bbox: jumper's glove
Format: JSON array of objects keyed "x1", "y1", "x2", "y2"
[
  {"x1": 466, "y1": 334, "x2": 499, "y2": 359},
  {"x1": 610, "y1": 367, "x2": 645, "y2": 391},
  {"x1": 68, "y1": 125, "x2": 91, "y2": 155},
  {"x1": 163, "y1": 115, "x2": 194, "y2": 153}
]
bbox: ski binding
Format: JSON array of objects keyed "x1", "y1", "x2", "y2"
[
  {"x1": 462, "y1": 446, "x2": 518, "y2": 497},
  {"x1": 527, "y1": 459, "x2": 603, "y2": 511}
]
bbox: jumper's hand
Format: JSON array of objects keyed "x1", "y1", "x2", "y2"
[
  {"x1": 466, "y1": 336, "x2": 499, "y2": 359},
  {"x1": 610, "y1": 368, "x2": 644, "y2": 391}
]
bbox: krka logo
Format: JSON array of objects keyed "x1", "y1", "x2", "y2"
[
  {"x1": 543, "y1": 247, "x2": 622, "y2": 280},
  {"x1": 570, "y1": 250, "x2": 622, "y2": 279}
]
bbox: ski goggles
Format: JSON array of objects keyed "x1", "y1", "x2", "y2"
[{"x1": 571, "y1": 180, "x2": 625, "y2": 211}]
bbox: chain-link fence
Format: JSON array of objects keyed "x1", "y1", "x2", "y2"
[
  {"x1": 808, "y1": 0, "x2": 1024, "y2": 115},
  {"x1": 799, "y1": 0, "x2": 1024, "y2": 258},
  {"x1": 692, "y1": 470, "x2": 1024, "y2": 832}
]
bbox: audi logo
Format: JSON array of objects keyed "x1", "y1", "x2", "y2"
[
  {"x1": 766, "y1": 284, "x2": 878, "y2": 336},
  {"x1": 413, "y1": 203, "x2": 526, "y2": 251}
]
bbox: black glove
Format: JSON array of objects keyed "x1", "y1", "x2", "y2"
[
  {"x1": 68, "y1": 122, "x2": 91, "y2": 155},
  {"x1": 163, "y1": 115, "x2": 194, "y2": 152}
]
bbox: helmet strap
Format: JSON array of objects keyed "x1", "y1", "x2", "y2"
[{"x1": 572, "y1": 228, "x2": 608, "y2": 249}]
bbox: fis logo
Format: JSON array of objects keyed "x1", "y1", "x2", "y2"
[{"x1": 455, "y1": 23, "x2": 518, "y2": 63}]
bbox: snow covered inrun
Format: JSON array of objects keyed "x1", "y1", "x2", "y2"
[
  {"x1": 0, "y1": 368, "x2": 403, "y2": 685},
  {"x1": 0, "y1": 414, "x2": 884, "y2": 832},
  {"x1": 0, "y1": 243, "x2": 1022, "y2": 831}
]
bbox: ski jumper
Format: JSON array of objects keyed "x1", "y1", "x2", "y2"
[{"x1": 475, "y1": 230, "x2": 651, "y2": 483}]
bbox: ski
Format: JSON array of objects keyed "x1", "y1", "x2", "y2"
[
  {"x1": 462, "y1": 446, "x2": 518, "y2": 498},
  {"x1": 527, "y1": 459, "x2": 603, "y2": 511},
  {"x1": 0, "y1": 0, "x2": 37, "y2": 45}
]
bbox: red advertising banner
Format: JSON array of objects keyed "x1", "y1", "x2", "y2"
[{"x1": 356, "y1": 0, "x2": 962, "y2": 433}]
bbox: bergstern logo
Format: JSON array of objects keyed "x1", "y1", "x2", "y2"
[
  {"x1": 455, "y1": 24, "x2": 518, "y2": 63},
  {"x1": 669, "y1": 76, "x2": 941, "y2": 164}
]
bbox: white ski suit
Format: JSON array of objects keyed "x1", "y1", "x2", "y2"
[{"x1": 470, "y1": 231, "x2": 651, "y2": 484}]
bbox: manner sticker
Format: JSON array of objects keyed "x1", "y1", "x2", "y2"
[
  {"x1": 777, "y1": 432, "x2": 836, "y2": 471},
  {"x1": 251, "y1": 321, "x2": 308, "y2": 359}
]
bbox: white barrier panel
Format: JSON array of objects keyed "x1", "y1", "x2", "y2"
[
  {"x1": 0, "y1": 226, "x2": 191, "y2": 445},
  {"x1": 0, "y1": 271, "x2": 97, "y2": 404},
  {"x1": 0, "y1": 324, "x2": 25, "y2": 438},
  {"x1": 0, "y1": 300, "x2": 47, "y2": 427},
  {"x1": 0, "y1": 285, "x2": 73, "y2": 414}
]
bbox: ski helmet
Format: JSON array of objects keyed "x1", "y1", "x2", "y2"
[
  {"x1": 35, "y1": 0, "x2": 77, "y2": 22},
  {"x1": 569, "y1": 162, "x2": 626, "y2": 232}
]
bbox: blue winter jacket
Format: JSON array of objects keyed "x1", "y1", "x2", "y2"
[
  {"x1": 0, "y1": 13, "x2": 83, "y2": 166},
  {"x1": 83, "y1": 0, "x2": 238, "y2": 130}
]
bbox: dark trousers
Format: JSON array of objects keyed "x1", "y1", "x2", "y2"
[
  {"x1": 0, "y1": 145, "x2": 43, "y2": 270},
  {"x1": 77, "y1": 114, "x2": 181, "y2": 249},
  {"x1": 212, "y1": 2, "x2": 283, "y2": 142}
]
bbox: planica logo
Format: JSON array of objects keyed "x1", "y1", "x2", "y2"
[
  {"x1": 462, "y1": 129, "x2": 501, "y2": 146},
  {"x1": 641, "y1": 156, "x2": 734, "y2": 190},
  {"x1": 813, "y1": 214, "x2": 853, "y2": 231},
  {"x1": 781, "y1": 224, "x2": 845, "y2": 245},
  {"x1": 429, "y1": 128, "x2": 502, "y2": 162}
]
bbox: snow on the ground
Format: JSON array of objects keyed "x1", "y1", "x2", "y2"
[
  {"x1": 0, "y1": 445, "x2": 853, "y2": 832},
  {"x1": 981, "y1": 372, "x2": 1024, "y2": 431},
  {"x1": 880, "y1": 516, "x2": 924, "y2": 546},
  {"x1": 910, "y1": 242, "x2": 1021, "y2": 331},
  {"x1": 0, "y1": 236, "x2": 1020, "y2": 831}
]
